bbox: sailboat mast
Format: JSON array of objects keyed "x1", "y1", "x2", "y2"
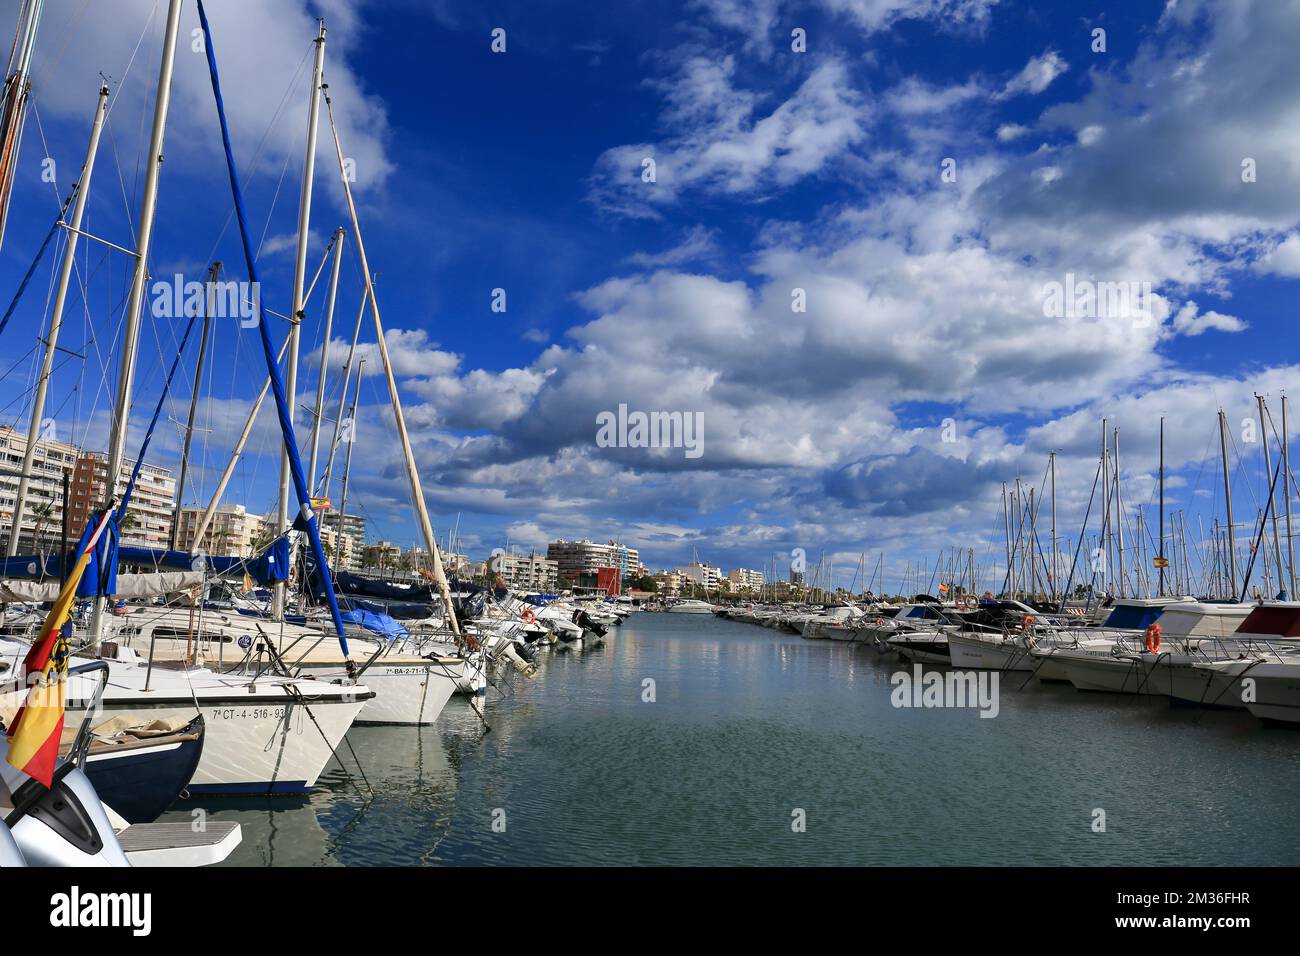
[
  {"x1": 1284, "y1": 396, "x2": 1296, "y2": 598},
  {"x1": 169, "y1": 262, "x2": 218, "y2": 550},
  {"x1": 1218, "y1": 409, "x2": 1238, "y2": 596},
  {"x1": 91, "y1": 0, "x2": 184, "y2": 645},
  {"x1": 323, "y1": 94, "x2": 461, "y2": 637},
  {"x1": 0, "y1": 0, "x2": 44, "y2": 249},
  {"x1": 320, "y1": 285, "x2": 368, "y2": 496},
  {"x1": 1114, "y1": 427, "x2": 1125, "y2": 598},
  {"x1": 273, "y1": 20, "x2": 327, "y2": 621},
  {"x1": 334, "y1": 358, "x2": 363, "y2": 566},
  {"x1": 1158, "y1": 416, "x2": 1165, "y2": 596},
  {"x1": 306, "y1": 226, "x2": 345, "y2": 487},
  {"x1": 1257, "y1": 394, "x2": 1284, "y2": 597},
  {"x1": 8, "y1": 82, "x2": 107, "y2": 556},
  {"x1": 1001, "y1": 482, "x2": 1010, "y2": 597},
  {"x1": 1049, "y1": 451, "x2": 1057, "y2": 604}
]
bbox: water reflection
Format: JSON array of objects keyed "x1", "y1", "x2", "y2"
[{"x1": 165, "y1": 613, "x2": 1300, "y2": 866}]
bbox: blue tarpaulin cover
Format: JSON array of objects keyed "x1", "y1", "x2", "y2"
[{"x1": 341, "y1": 608, "x2": 409, "y2": 641}]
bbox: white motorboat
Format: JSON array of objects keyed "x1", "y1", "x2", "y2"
[
  {"x1": 666, "y1": 599, "x2": 715, "y2": 613},
  {"x1": 1035, "y1": 601, "x2": 1254, "y2": 694}
]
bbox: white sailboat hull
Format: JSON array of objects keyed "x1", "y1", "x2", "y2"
[
  {"x1": 295, "y1": 660, "x2": 459, "y2": 725},
  {"x1": 86, "y1": 681, "x2": 368, "y2": 795}
]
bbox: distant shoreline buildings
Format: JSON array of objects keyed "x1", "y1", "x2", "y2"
[{"x1": 0, "y1": 426, "x2": 769, "y2": 595}]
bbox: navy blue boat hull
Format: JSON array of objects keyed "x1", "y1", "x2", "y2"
[{"x1": 82, "y1": 716, "x2": 206, "y2": 824}]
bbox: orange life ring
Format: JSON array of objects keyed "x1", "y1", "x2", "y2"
[
  {"x1": 1145, "y1": 623, "x2": 1161, "y2": 654},
  {"x1": 522, "y1": 608, "x2": 536, "y2": 624},
  {"x1": 464, "y1": 634, "x2": 479, "y2": 651},
  {"x1": 1020, "y1": 614, "x2": 1034, "y2": 633}
]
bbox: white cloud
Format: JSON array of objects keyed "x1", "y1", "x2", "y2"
[
  {"x1": 1258, "y1": 233, "x2": 1300, "y2": 277},
  {"x1": 999, "y1": 50, "x2": 1068, "y2": 98},
  {"x1": 31, "y1": 0, "x2": 393, "y2": 196},
  {"x1": 625, "y1": 225, "x2": 720, "y2": 268},
  {"x1": 1169, "y1": 301, "x2": 1246, "y2": 337},
  {"x1": 589, "y1": 57, "x2": 867, "y2": 217}
]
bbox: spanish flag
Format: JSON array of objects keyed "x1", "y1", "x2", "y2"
[{"x1": 5, "y1": 508, "x2": 116, "y2": 788}]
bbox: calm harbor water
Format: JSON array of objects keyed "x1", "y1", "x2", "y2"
[{"x1": 166, "y1": 611, "x2": 1300, "y2": 866}]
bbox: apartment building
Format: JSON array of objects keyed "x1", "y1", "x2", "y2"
[
  {"x1": 547, "y1": 539, "x2": 641, "y2": 584},
  {"x1": 498, "y1": 553, "x2": 559, "y2": 592},
  {"x1": 66, "y1": 451, "x2": 175, "y2": 549},
  {"x1": 0, "y1": 425, "x2": 80, "y2": 552},
  {"x1": 726, "y1": 567, "x2": 765, "y2": 591},
  {"x1": 675, "y1": 561, "x2": 722, "y2": 589},
  {"x1": 173, "y1": 503, "x2": 265, "y2": 556}
]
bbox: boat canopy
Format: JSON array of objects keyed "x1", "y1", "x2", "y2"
[{"x1": 1100, "y1": 602, "x2": 1165, "y2": 630}]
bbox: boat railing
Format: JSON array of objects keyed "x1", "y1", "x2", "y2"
[{"x1": 64, "y1": 660, "x2": 110, "y2": 769}]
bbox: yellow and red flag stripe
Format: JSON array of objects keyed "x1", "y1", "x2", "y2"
[{"x1": 5, "y1": 508, "x2": 116, "y2": 788}]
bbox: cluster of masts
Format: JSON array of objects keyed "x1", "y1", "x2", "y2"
[
  {"x1": 1002, "y1": 398, "x2": 1298, "y2": 605},
  {"x1": 0, "y1": 2, "x2": 464, "y2": 653}
]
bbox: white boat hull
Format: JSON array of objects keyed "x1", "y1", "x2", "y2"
[
  {"x1": 296, "y1": 660, "x2": 459, "y2": 725},
  {"x1": 85, "y1": 681, "x2": 368, "y2": 795},
  {"x1": 946, "y1": 633, "x2": 1034, "y2": 671}
]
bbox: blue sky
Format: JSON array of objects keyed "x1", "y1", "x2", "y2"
[{"x1": 1, "y1": 0, "x2": 1298, "y2": 593}]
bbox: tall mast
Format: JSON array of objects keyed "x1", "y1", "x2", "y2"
[
  {"x1": 90, "y1": 0, "x2": 184, "y2": 645},
  {"x1": 0, "y1": 0, "x2": 45, "y2": 249},
  {"x1": 334, "y1": 358, "x2": 362, "y2": 566},
  {"x1": 1158, "y1": 417, "x2": 1165, "y2": 596},
  {"x1": 1049, "y1": 451, "x2": 1057, "y2": 604},
  {"x1": 324, "y1": 93, "x2": 461, "y2": 638},
  {"x1": 1001, "y1": 482, "x2": 1010, "y2": 597},
  {"x1": 1100, "y1": 418, "x2": 1109, "y2": 593},
  {"x1": 170, "y1": 262, "x2": 219, "y2": 550},
  {"x1": 273, "y1": 19, "x2": 327, "y2": 621},
  {"x1": 320, "y1": 285, "x2": 368, "y2": 497},
  {"x1": 8, "y1": 83, "x2": 107, "y2": 556},
  {"x1": 1218, "y1": 409, "x2": 1238, "y2": 596},
  {"x1": 1257, "y1": 394, "x2": 1284, "y2": 597},
  {"x1": 1113, "y1": 427, "x2": 1125, "y2": 598},
  {"x1": 306, "y1": 226, "x2": 345, "y2": 488},
  {"x1": 1284, "y1": 396, "x2": 1296, "y2": 599},
  {"x1": 1029, "y1": 487, "x2": 1038, "y2": 598}
]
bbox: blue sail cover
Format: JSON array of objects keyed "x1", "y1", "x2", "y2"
[
  {"x1": 76, "y1": 513, "x2": 118, "y2": 598},
  {"x1": 197, "y1": 0, "x2": 348, "y2": 655},
  {"x1": 341, "y1": 608, "x2": 409, "y2": 641},
  {"x1": 0, "y1": 554, "x2": 59, "y2": 578},
  {"x1": 116, "y1": 538, "x2": 289, "y2": 586}
]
